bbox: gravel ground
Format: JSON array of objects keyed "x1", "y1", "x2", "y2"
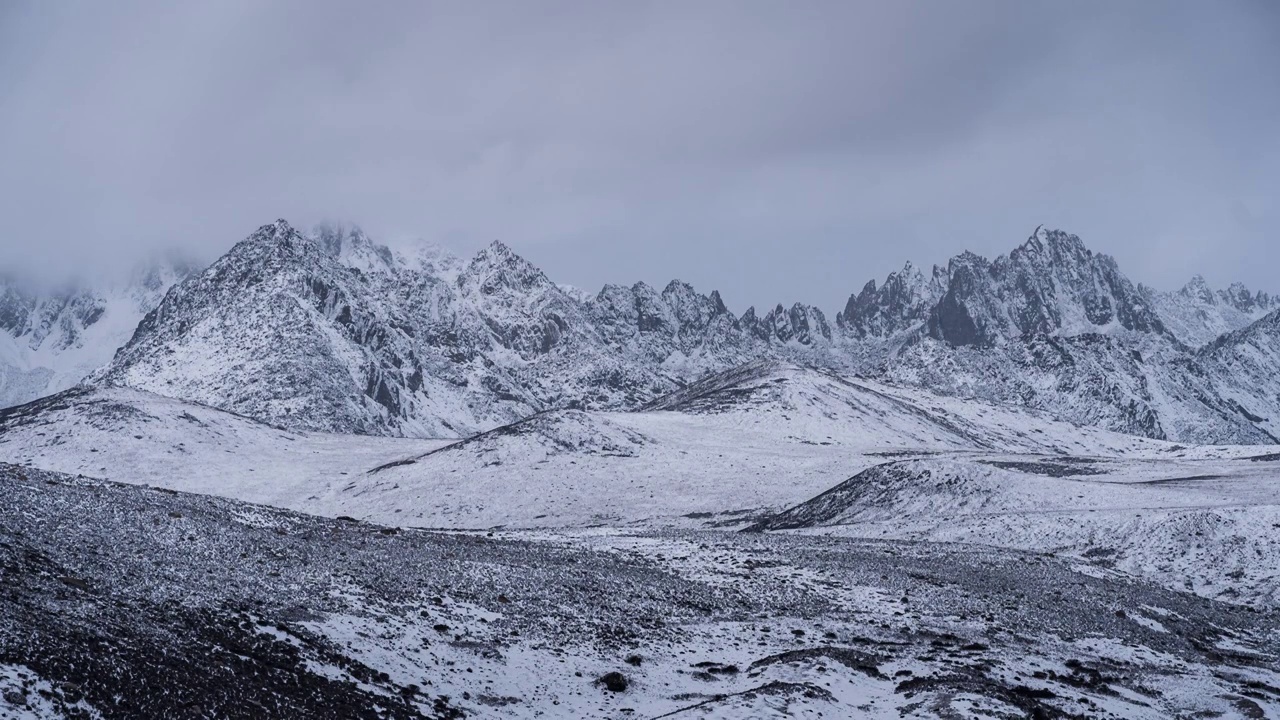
[{"x1": 3, "y1": 463, "x2": 1278, "y2": 718}]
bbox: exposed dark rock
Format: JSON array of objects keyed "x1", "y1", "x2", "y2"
[{"x1": 595, "y1": 672, "x2": 628, "y2": 692}]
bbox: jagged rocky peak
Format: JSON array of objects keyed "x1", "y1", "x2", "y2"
[
  {"x1": 1178, "y1": 274, "x2": 1216, "y2": 304},
  {"x1": 1178, "y1": 275, "x2": 1276, "y2": 313},
  {"x1": 233, "y1": 219, "x2": 390, "y2": 277},
  {"x1": 924, "y1": 226, "x2": 1165, "y2": 347},
  {"x1": 460, "y1": 240, "x2": 555, "y2": 296},
  {"x1": 208, "y1": 219, "x2": 323, "y2": 280},
  {"x1": 590, "y1": 281, "x2": 664, "y2": 333},
  {"x1": 590, "y1": 279, "x2": 735, "y2": 338},
  {"x1": 247, "y1": 218, "x2": 302, "y2": 250},
  {"x1": 743, "y1": 302, "x2": 831, "y2": 346},
  {"x1": 1014, "y1": 225, "x2": 1091, "y2": 260},
  {"x1": 625, "y1": 282, "x2": 670, "y2": 332},
  {"x1": 661, "y1": 280, "x2": 734, "y2": 334},
  {"x1": 924, "y1": 251, "x2": 992, "y2": 346},
  {"x1": 837, "y1": 260, "x2": 946, "y2": 338},
  {"x1": 100, "y1": 218, "x2": 525, "y2": 437},
  {"x1": 1222, "y1": 282, "x2": 1271, "y2": 312}
]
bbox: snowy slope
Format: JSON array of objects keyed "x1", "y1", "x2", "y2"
[
  {"x1": 325, "y1": 363, "x2": 1182, "y2": 530},
  {"x1": 11, "y1": 362, "x2": 1275, "y2": 612},
  {"x1": 752, "y1": 454, "x2": 1280, "y2": 606},
  {"x1": 0, "y1": 386, "x2": 448, "y2": 513},
  {"x1": 1196, "y1": 309, "x2": 1280, "y2": 441},
  {"x1": 2, "y1": 362, "x2": 1181, "y2": 531}
]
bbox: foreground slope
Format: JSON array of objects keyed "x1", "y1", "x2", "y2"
[{"x1": 4, "y1": 465, "x2": 1278, "y2": 719}]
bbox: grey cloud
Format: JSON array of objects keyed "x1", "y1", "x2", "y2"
[{"x1": 0, "y1": 0, "x2": 1276, "y2": 312}]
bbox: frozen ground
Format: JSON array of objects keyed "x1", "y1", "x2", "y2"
[{"x1": 3, "y1": 465, "x2": 1279, "y2": 719}]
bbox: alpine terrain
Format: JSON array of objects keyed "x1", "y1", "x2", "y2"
[{"x1": 3, "y1": 220, "x2": 1278, "y2": 719}]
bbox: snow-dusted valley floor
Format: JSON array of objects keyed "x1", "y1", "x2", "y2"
[
  {"x1": 0, "y1": 364, "x2": 1191, "y2": 529},
  {"x1": 3, "y1": 364, "x2": 1280, "y2": 718}
]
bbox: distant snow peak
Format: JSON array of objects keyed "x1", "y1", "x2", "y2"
[
  {"x1": 461, "y1": 240, "x2": 554, "y2": 296},
  {"x1": 0, "y1": 255, "x2": 194, "y2": 407},
  {"x1": 837, "y1": 259, "x2": 943, "y2": 339},
  {"x1": 1152, "y1": 274, "x2": 1280, "y2": 348},
  {"x1": 744, "y1": 302, "x2": 832, "y2": 346},
  {"x1": 311, "y1": 222, "x2": 396, "y2": 273}
]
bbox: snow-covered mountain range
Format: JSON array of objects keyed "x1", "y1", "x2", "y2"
[{"x1": 2, "y1": 220, "x2": 1277, "y2": 444}]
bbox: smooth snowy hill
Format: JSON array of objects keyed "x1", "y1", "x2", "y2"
[
  {"x1": 2, "y1": 362, "x2": 1179, "y2": 530},
  {"x1": 6, "y1": 363, "x2": 1280, "y2": 611},
  {"x1": 751, "y1": 453, "x2": 1280, "y2": 607},
  {"x1": 0, "y1": 385, "x2": 447, "y2": 512},
  {"x1": 316, "y1": 363, "x2": 1183, "y2": 529},
  {"x1": 0, "y1": 259, "x2": 192, "y2": 407}
]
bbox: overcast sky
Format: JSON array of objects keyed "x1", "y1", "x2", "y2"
[{"x1": 1, "y1": 1, "x2": 1276, "y2": 312}]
